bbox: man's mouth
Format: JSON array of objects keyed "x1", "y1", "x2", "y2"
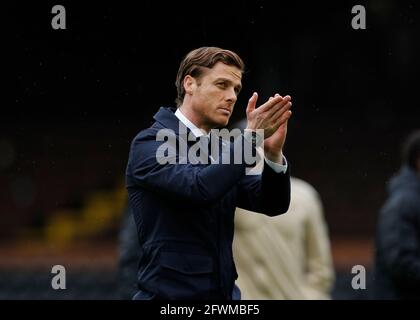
[{"x1": 218, "y1": 107, "x2": 231, "y2": 115}]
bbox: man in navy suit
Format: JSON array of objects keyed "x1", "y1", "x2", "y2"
[{"x1": 125, "y1": 47, "x2": 293, "y2": 300}]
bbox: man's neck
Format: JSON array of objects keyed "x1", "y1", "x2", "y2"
[
  {"x1": 178, "y1": 105, "x2": 210, "y2": 134},
  {"x1": 176, "y1": 107, "x2": 209, "y2": 137}
]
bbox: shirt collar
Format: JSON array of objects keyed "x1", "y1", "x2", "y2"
[{"x1": 175, "y1": 108, "x2": 209, "y2": 138}]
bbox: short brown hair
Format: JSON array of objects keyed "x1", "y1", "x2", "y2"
[{"x1": 175, "y1": 47, "x2": 245, "y2": 107}]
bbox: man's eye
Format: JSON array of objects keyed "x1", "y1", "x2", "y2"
[{"x1": 217, "y1": 83, "x2": 226, "y2": 88}]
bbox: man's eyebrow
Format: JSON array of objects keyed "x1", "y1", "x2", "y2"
[{"x1": 215, "y1": 77, "x2": 242, "y2": 90}]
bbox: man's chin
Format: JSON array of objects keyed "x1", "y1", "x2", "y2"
[
  {"x1": 216, "y1": 118, "x2": 230, "y2": 128},
  {"x1": 208, "y1": 116, "x2": 230, "y2": 129}
]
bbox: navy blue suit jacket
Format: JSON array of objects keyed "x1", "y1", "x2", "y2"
[{"x1": 125, "y1": 106, "x2": 291, "y2": 300}]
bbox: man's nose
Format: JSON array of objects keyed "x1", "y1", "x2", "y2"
[{"x1": 226, "y1": 88, "x2": 237, "y2": 103}]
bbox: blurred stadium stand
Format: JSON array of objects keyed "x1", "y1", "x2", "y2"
[
  {"x1": 0, "y1": 237, "x2": 374, "y2": 299},
  {"x1": 0, "y1": 269, "x2": 374, "y2": 300}
]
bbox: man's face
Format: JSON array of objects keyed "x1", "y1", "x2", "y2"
[{"x1": 188, "y1": 62, "x2": 242, "y2": 130}]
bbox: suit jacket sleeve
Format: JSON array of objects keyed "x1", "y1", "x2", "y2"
[
  {"x1": 236, "y1": 161, "x2": 291, "y2": 216},
  {"x1": 126, "y1": 131, "x2": 249, "y2": 205}
]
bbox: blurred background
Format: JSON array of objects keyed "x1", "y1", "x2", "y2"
[{"x1": 3, "y1": 0, "x2": 419, "y2": 299}]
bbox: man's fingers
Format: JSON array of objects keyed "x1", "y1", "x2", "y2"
[
  {"x1": 271, "y1": 101, "x2": 292, "y2": 123},
  {"x1": 258, "y1": 94, "x2": 284, "y2": 113},
  {"x1": 246, "y1": 92, "x2": 258, "y2": 115},
  {"x1": 266, "y1": 96, "x2": 292, "y2": 119},
  {"x1": 276, "y1": 110, "x2": 292, "y2": 127},
  {"x1": 268, "y1": 109, "x2": 292, "y2": 133},
  {"x1": 269, "y1": 94, "x2": 281, "y2": 102},
  {"x1": 249, "y1": 93, "x2": 292, "y2": 131}
]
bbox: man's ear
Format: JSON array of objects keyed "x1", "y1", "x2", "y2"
[{"x1": 183, "y1": 75, "x2": 197, "y2": 96}]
